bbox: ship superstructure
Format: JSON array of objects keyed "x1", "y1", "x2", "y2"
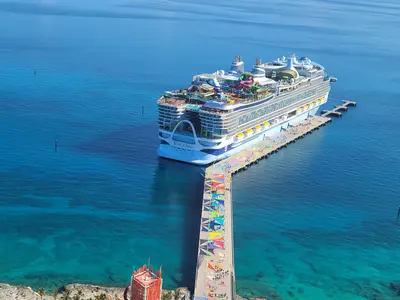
[{"x1": 157, "y1": 54, "x2": 336, "y2": 165}]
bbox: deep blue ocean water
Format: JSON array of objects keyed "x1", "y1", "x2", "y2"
[{"x1": 1, "y1": 0, "x2": 400, "y2": 299}]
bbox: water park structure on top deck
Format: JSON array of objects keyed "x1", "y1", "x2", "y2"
[
  {"x1": 157, "y1": 55, "x2": 329, "y2": 114},
  {"x1": 158, "y1": 56, "x2": 276, "y2": 112}
]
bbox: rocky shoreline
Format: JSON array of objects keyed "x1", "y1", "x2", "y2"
[{"x1": 0, "y1": 283, "x2": 264, "y2": 300}]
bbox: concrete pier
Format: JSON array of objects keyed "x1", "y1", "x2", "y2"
[
  {"x1": 194, "y1": 168, "x2": 235, "y2": 300},
  {"x1": 193, "y1": 116, "x2": 335, "y2": 300},
  {"x1": 193, "y1": 100, "x2": 357, "y2": 300},
  {"x1": 321, "y1": 100, "x2": 357, "y2": 117}
]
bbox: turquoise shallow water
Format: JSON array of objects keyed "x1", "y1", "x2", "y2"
[{"x1": 1, "y1": 0, "x2": 400, "y2": 299}]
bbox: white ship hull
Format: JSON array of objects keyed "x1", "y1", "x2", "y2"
[{"x1": 158, "y1": 105, "x2": 322, "y2": 165}]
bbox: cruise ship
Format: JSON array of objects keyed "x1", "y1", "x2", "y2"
[{"x1": 157, "y1": 54, "x2": 336, "y2": 165}]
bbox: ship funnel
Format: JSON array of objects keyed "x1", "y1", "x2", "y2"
[
  {"x1": 284, "y1": 57, "x2": 300, "y2": 79},
  {"x1": 287, "y1": 57, "x2": 294, "y2": 70},
  {"x1": 230, "y1": 55, "x2": 244, "y2": 74},
  {"x1": 252, "y1": 64, "x2": 265, "y2": 78},
  {"x1": 256, "y1": 58, "x2": 262, "y2": 66}
]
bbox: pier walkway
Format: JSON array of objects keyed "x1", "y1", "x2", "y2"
[
  {"x1": 193, "y1": 167, "x2": 235, "y2": 300},
  {"x1": 193, "y1": 116, "x2": 332, "y2": 300},
  {"x1": 321, "y1": 100, "x2": 357, "y2": 118},
  {"x1": 193, "y1": 101, "x2": 357, "y2": 300}
]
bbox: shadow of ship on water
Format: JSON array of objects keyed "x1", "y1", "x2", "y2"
[
  {"x1": 150, "y1": 159, "x2": 204, "y2": 291},
  {"x1": 75, "y1": 121, "x2": 160, "y2": 165},
  {"x1": 75, "y1": 121, "x2": 205, "y2": 290}
]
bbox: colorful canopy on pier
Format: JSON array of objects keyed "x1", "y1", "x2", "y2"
[
  {"x1": 210, "y1": 212, "x2": 222, "y2": 217},
  {"x1": 213, "y1": 174, "x2": 224, "y2": 179},
  {"x1": 212, "y1": 182, "x2": 225, "y2": 189},
  {"x1": 209, "y1": 232, "x2": 222, "y2": 239},
  {"x1": 208, "y1": 243, "x2": 219, "y2": 250},
  {"x1": 214, "y1": 199, "x2": 225, "y2": 205},
  {"x1": 213, "y1": 217, "x2": 225, "y2": 225},
  {"x1": 209, "y1": 224, "x2": 221, "y2": 231},
  {"x1": 212, "y1": 192, "x2": 224, "y2": 198},
  {"x1": 212, "y1": 196, "x2": 225, "y2": 202},
  {"x1": 211, "y1": 206, "x2": 224, "y2": 213},
  {"x1": 213, "y1": 177, "x2": 224, "y2": 183},
  {"x1": 214, "y1": 241, "x2": 225, "y2": 249}
]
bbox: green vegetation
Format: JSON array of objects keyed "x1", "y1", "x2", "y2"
[
  {"x1": 72, "y1": 290, "x2": 84, "y2": 300},
  {"x1": 94, "y1": 293, "x2": 107, "y2": 300},
  {"x1": 60, "y1": 290, "x2": 71, "y2": 300},
  {"x1": 161, "y1": 290, "x2": 173, "y2": 300},
  {"x1": 31, "y1": 287, "x2": 121, "y2": 300},
  {"x1": 37, "y1": 288, "x2": 45, "y2": 300},
  {"x1": 173, "y1": 289, "x2": 183, "y2": 300}
]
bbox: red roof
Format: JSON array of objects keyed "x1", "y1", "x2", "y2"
[{"x1": 133, "y1": 270, "x2": 160, "y2": 287}]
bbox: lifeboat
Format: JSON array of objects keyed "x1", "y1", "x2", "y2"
[
  {"x1": 302, "y1": 105, "x2": 309, "y2": 110},
  {"x1": 246, "y1": 129, "x2": 254, "y2": 135},
  {"x1": 236, "y1": 132, "x2": 244, "y2": 140},
  {"x1": 263, "y1": 121, "x2": 271, "y2": 127},
  {"x1": 297, "y1": 107, "x2": 303, "y2": 112},
  {"x1": 254, "y1": 125, "x2": 262, "y2": 132}
]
